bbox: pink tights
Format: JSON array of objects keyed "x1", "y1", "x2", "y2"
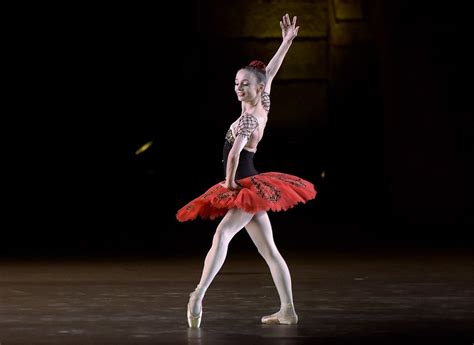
[{"x1": 188, "y1": 209, "x2": 297, "y2": 317}]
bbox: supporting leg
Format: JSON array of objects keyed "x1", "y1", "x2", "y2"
[{"x1": 245, "y1": 211, "x2": 298, "y2": 324}]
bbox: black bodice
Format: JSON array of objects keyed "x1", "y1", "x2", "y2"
[{"x1": 222, "y1": 137, "x2": 259, "y2": 180}]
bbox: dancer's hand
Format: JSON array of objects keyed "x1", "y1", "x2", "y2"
[
  {"x1": 220, "y1": 180, "x2": 242, "y2": 191},
  {"x1": 280, "y1": 13, "x2": 299, "y2": 44}
]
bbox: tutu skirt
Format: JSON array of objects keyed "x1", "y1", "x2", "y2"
[{"x1": 176, "y1": 172, "x2": 317, "y2": 222}]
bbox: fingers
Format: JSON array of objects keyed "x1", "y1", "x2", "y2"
[
  {"x1": 280, "y1": 20, "x2": 284, "y2": 31},
  {"x1": 282, "y1": 13, "x2": 297, "y2": 28}
]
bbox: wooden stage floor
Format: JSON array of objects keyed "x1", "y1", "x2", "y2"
[{"x1": 1, "y1": 248, "x2": 472, "y2": 344}]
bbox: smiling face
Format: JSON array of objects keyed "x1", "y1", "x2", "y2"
[{"x1": 235, "y1": 69, "x2": 263, "y2": 103}]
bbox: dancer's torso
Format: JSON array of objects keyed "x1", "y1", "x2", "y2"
[{"x1": 222, "y1": 113, "x2": 267, "y2": 180}]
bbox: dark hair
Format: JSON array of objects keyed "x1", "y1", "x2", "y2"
[{"x1": 241, "y1": 59, "x2": 267, "y2": 85}]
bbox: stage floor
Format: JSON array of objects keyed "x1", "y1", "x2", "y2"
[{"x1": 1, "y1": 248, "x2": 473, "y2": 344}]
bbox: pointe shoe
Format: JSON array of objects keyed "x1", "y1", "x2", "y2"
[
  {"x1": 187, "y1": 290, "x2": 203, "y2": 328},
  {"x1": 261, "y1": 304, "x2": 298, "y2": 325},
  {"x1": 261, "y1": 312, "x2": 298, "y2": 325},
  {"x1": 187, "y1": 303, "x2": 202, "y2": 328}
]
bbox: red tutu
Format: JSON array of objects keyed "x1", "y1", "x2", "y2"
[{"x1": 176, "y1": 172, "x2": 317, "y2": 222}]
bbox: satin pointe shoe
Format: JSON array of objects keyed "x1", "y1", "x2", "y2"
[
  {"x1": 261, "y1": 303, "x2": 298, "y2": 325},
  {"x1": 187, "y1": 304, "x2": 202, "y2": 328},
  {"x1": 187, "y1": 289, "x2": 203, "y2": 328}
]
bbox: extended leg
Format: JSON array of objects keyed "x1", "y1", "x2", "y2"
[
  {"x1": 188, "y1": 208, "x2": 254, "y2": 318},
  {"x1": 245, "y1": 211, "x2": 298, "y2": 324}
]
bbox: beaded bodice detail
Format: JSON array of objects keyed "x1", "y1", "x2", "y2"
[
  {"x1": 261, "y1": 91, "x2": 270, "y2": 112},
  {"x1": 225, "y1": 128, "x2": 234, "y2": 144}
]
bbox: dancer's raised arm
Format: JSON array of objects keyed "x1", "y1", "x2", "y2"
[{"x1": 265, "y1": 13, "x2": 300, "y2": 94}]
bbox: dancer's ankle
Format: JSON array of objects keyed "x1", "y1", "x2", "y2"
[
  {"x1": 193, "y1": 285, "x2": 205, "y2": 298},
  {"x1": 189, "y1": 290, "x2": 203, "y2": 316},
  {"x1": 280, "y1": 302, "x2": 296, "y2": 313}
]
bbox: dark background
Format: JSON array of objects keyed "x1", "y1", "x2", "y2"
[{"x1": 5, "y1": 1, "x2": 473, "y2": 258}]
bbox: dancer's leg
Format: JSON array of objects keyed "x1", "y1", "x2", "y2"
[
  {"x1": 245, "y1": 211, "x2": 298, "y2": 323},
  {"x1": 188, "y1": 208, "x2": 254, "y2": 316}
]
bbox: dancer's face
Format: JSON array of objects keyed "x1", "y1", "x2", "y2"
[{"x1": 235, "y1": 70, "x2": 262, "y2": 103}]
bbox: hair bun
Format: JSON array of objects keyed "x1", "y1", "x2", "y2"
[{"x1": 249, "y1": 60, "x2": 266, "y2": 71}]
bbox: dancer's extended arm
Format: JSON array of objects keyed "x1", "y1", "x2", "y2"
[{"x1": 265, "y1": 13, "x2": 299, "y2": 94}]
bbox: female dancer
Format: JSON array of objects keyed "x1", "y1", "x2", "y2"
[{"x1": 177, "y1": 13, "x2": 317, "y2": 328}]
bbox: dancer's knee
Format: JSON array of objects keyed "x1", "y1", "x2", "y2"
[
  {"x1": 213, "y1": 226, "x2": 233, "y2": 247},
  {"x1": 258, "y1": 245, "x2": 280, "y2": 262}
]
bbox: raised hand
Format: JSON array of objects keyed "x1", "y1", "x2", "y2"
[{"x1": 280, "y1": 13, "x2": 299, "y2": 43}]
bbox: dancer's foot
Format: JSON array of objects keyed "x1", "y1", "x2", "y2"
[
  {"x1": 261, "y1": 303, "x2": 298, "y2": 325},
  {"x1": 187, "y1": 287, "x2": 204, "y2": 328}
]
